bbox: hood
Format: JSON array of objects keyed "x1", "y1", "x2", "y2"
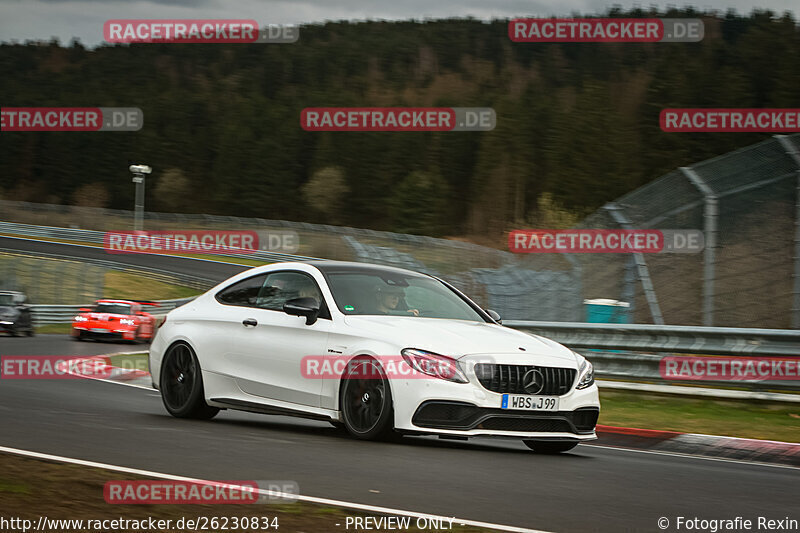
[
  {"x1": 341, "y1": 316, "x2": 577, "y2": 365},
  {"x1": 0, "y1": 306, "x2": 18, "y2": 317}
]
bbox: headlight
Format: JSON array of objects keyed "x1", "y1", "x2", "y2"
[
  {"x1": 74, "y1": 316, "x2": 89, "y2": 322},
  {"x1": 576, "y1": 359, "x2": 594, "y2": 389},
  {"x1": 401, "y1": 348, "x2": 468, "y2": 384}
]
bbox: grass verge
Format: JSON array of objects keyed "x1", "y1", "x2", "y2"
[
  {"x1": 0, "y1": 453, "x2": 488, "y2": 532},
  {"x1": 598, "y1": 389, "x2": 800, "y2": 443},
  {"x1": 103, "y1": 271, "x2": 201, "y2": 300}
]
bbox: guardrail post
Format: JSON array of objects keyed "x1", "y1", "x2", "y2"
[
  {"x1": 604, "y1": 203, "x2": 664, "y2": 325},
  {"x1": 776, "y1": 135, "x2": 800, "y2": 329},
  {"x1": 681, "y1": 167, "x2": 717, "y2": 327}
]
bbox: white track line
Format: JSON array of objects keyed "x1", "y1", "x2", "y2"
[
  {"x1": 582, "y1": 443, "x2": 800, "y2": 470},
  {"x1": 59, "y1": 354, "x2": 154, "y2": 391},
  {"x1": 0, "y1": 445, "x2": 549, "y2": 533}
]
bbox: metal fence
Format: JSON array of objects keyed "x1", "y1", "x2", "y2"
[
  {"x1": 0, "y1": 247, "x2": 212, "y2": 302},
  {"x1": 0, "y1": 204, "x2": 582, "y2": 320},
  {"x1": 2, "y1": 133, "x2": 799, "y2": 326},
  {"x1": 0, "y1": 251, "x2": 105, "y2": 304},
  {"x1": 572, "y1": 134, "x2": 800, "y2": 329},
  {"x1": 30, "y1": 297, "x2": 194, "y2": 324}
]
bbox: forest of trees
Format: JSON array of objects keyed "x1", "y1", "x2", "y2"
[{"x1": 1, "y1": 8, "x2": 798, "y2": 236}]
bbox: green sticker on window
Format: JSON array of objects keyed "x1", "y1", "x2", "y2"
[{"x1": 344, "y1": 305, "x2": 355, "y2": 311}]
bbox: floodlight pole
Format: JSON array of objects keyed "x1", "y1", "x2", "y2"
[{"x1": 129, "y1": 165, "x2": 152, "y2": 232}]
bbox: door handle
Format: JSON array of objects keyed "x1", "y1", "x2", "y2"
[{"x1": 242, "y1": 318, "x2": 258, "y2": 327}]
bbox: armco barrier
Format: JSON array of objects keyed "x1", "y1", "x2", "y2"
[
  {"x1": 505, "y1": 320, "x2": 800, "y2": 393},
  {"x1": 0, "y1": 221, "x2": 319, "y2": 264},
  {"x1": 504, "y1": 321, "x2": 800, "y2": 356}
]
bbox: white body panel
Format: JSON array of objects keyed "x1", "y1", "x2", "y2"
[{"x1": 150, "y1": 261, "x2": 600, "y2": 440}]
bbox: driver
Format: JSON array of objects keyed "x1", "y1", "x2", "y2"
[{"x1": 375, "y1": 285, "x2": 419, "y2": 316}]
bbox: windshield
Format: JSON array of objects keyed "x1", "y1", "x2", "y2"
[
  {"x1": 325, "y1": 272, "x2": 485, "y2": 322},
  {"x1": 93, "y1": 303, "x2": 132, "y2": 315},
  {"x1": 0, "y1": 294, "x2": 15, "y2": 306}
]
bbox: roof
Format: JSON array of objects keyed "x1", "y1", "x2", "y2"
[{"x1": 306, "y1": 260, "x2": 428, "y2": 278}]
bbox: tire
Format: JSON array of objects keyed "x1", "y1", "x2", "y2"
[
  {"x1": 523, "y1": 440, "x2": 579, "y2": 454},
  {"x1": 26, "y1": 327, "x2": 34, "y2": 337},
  {"x1": 339, "y1": 356, "x2": 395, "y2": 440},
  {"x1": 160, "y1": 342, "x2": 219, "y2": 420}
]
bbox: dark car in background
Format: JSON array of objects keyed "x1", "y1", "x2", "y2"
[{"x1": 0, "y1": 290, "x2": 35, "y2": 337}]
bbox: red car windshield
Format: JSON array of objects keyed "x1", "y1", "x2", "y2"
[{"x1": 93, "y1": 303, "x2": 132, "y2": 315}]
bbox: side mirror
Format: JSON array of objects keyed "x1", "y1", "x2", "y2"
[
  {"x1": 486, "y1": 309, "x2": 502, "y2": 324},
  {"x1": 284, "y1": 297, "x2": 320, "y2": 325}
]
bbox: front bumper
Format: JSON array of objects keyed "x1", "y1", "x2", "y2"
[
  {"x1": 412, "y1": 402, "x2": 598, "y2": 435},
  {"x1": 72, "y1": 326, "x2": 135, "y2": 341},
  {"x1": 0, "y1": 320, "x2": 18, "y2": 332},
  {"x1": 391, "y1": 365, "x2": 600, "y2": 439}
]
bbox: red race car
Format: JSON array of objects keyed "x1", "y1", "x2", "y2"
[{"x1": 71, "y1": 299, "x2": 158, "y2": 343}]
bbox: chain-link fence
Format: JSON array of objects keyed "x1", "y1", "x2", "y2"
[
  {"x1": 0, "y1": 199, "x2": 583, "y2": 320},
  {"x1": 0, "y1": 252, "x2": 105, "y2": 304},
  {"x1": 575, "y1": 133, "x2": 800, "y2": 328}
]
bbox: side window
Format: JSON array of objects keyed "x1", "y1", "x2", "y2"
[
  {"x1": 216, "y1": 274, "x2": 268, "y2": 307},
  {"x1": 255, "y1": 272, "x2": 322, "y2": 311}
]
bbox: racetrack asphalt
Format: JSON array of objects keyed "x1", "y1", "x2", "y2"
[
  {"x1": 0, "y1": 235, "x2": 249, "y2": 284},
  {"x1": 1, "y1": 237, "x2": 798, "y2": 532},
  {"x1": 1, "y1": 336, "x2": 798, "y2": 532}
]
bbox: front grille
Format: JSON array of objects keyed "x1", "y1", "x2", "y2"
[
  {"x1": 475, "y1": 364, "x2": 576, "y2": 395},
  {"x1": 477, "y1": 417, "x2": 573, "y2": 433},
  {"x1": 412, "y1": 401, "x2": 598, "y2": 434}
]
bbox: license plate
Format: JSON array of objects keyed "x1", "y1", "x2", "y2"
[
  {"x1": 90, "y1": 328, "x2": 109, "y2": 333},
  {"x1": 501, "y1": 394, "x2": 559, "y2": 410}
]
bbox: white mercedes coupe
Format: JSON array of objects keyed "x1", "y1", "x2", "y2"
[{"x1": 149, "y1": 261, "x2": 599, "y2": 453}]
